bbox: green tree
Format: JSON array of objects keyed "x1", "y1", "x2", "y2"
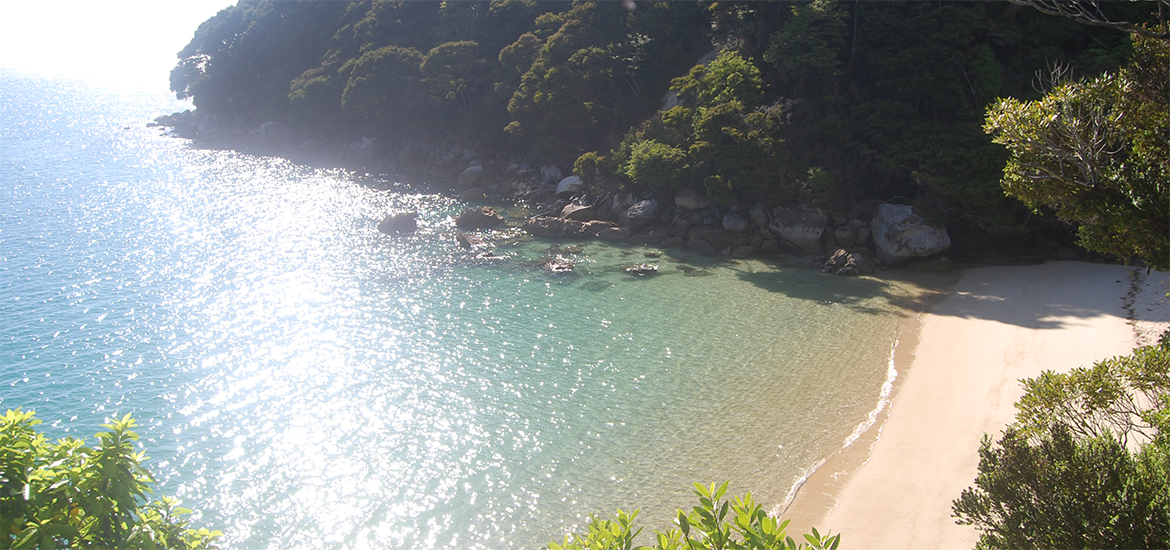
[
  {"x1": 550, "y1": 482, "x2": 840, "y2": 550},
  {"x1": 1, "y1": 409, "x2": 220, "y2": 549},
  {"x1": 953, "y1": 336, "x2": 1170, "y2": 549},
  {"x1": 763, "y1": 0, "x2": 847, "y2": 95},
  {"x1": 340, "y1": 45, "x2": 426, "y2": 136},
  {"x1": 984, "y1": 32, "x2": 1169, "y2": 270}
]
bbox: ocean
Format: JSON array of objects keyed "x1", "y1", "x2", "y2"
[{"x1": 0, "y1": 71, "x2": 938, "y2": 549}]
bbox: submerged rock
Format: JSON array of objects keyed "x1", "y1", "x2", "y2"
[
  {"x1": 822, "y1": 248, "x2": 876, "y2": 276},
  {"x1": 377, "y1": 211, "x2": 418, "y2": 234},
  {"x1": 456, "y1": 206, "x2": 505, "y2": 230},
  {"x1": 625, "y1": 263, "x2": 658, "y2": 276}
]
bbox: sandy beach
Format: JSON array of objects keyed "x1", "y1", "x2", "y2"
[{"x1": 786, "y1": 261, "x2": 1170, "y2": 549}]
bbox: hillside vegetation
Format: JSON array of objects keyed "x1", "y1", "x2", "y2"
[{"x1": 168, "y1": 0, "x2": 1164, "y2": 264}]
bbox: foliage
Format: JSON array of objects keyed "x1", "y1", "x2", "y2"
[
  {"x1": 953, "y1": 337, "x2": 1170, "y2": 550},
  {"x1": 1, "y1": 409, "x2": 219, "y2": 549},
  {"x1": 985, "y1": 32, "x2": 1169, "y2": 270},
  {"x1": 171, "y1": 0, "x2": 1154, "y2": 244},
  {"x1": 764, "y1": 0, "x2": 847, "y2": 94},
  {"x1": 340, "y1": 45, "x2": 426, "y2": 136},
  {"x1": 621, "y1": 139, "x2": 687, "y2": 189},
  {"x1": 549, "y1": 482, "x2": 840, "y2": 550}
]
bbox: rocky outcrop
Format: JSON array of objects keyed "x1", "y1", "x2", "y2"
[
  {"x1": 522, "y1": 217, "x2": 617, "y2": 238},
  {"x1": 561, "y1": 202, "x2": 597, "y2": 221},
  {"x1": 456, "y1": 206, "x2": 505, "y2": 230},
  {"x1": 377, "y1": 212, "x2": 418, "y2": 234},
  {"x1": 619, "y1": 199, "x2": 658, "y2": 231},
  {"x1": 524, "y1": 217, "x2": 586, "y2": 238},
  {"x1": 769, "y1": 207, "x2": 828, "y2": 255},
  {"x1": 823, "y1": 248, "x2": 876, "y2": 276},
  {"x1": 871, "y1": 203, "x2": 951, "y2": 264}
]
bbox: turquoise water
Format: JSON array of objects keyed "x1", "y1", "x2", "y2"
[{"x1": 0, "y1": 72, "x2": 928, "y2": 549}]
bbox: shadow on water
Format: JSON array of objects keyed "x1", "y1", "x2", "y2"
[{"x1": 735, "y1": 265, "x2": 956, "y2": 316}]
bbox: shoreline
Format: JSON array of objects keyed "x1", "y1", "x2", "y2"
[{"x1": 781, "y1": 261, "x2": 1169, "y2": 548}]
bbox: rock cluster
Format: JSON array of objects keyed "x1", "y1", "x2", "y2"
[{"x1": 511, "y1": 187, "x2": 950, "y2": 274}]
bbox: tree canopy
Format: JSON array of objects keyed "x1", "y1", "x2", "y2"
[
  {"x1": 170, "y1": 0, "x2": 1164, "y2": 259},
  {"x1": 985, "y1": 32, "x2": 1169, "y2": 270}
]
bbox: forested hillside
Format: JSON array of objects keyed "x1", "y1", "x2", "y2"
[{"x1": 167, "y1": 0, "x2": 1159, "y2": 263}]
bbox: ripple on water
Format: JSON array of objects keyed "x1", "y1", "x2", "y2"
[{"x1": 0, "y1": 74, "x2": 940, "y2": 550}]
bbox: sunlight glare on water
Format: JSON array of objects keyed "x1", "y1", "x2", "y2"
[{"x1": 0, "y1": 72, "x2": 939, "y2": 549}]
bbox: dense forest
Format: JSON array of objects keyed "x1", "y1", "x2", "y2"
[{"x1": 166, "y1": 0, "x2": 1165, "y2": 265}]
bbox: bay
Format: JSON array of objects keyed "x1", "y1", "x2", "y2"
[{"x1": 0, "y1": 71, "x2": 938, "y2": 549}]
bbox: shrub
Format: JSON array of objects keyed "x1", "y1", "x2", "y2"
[{"x1": 0, "y1": 409, "x2": 220, "y2": 549}]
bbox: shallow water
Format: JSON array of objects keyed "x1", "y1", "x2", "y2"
[{"x1": 0, "y1": 71, "x2": 941, "y2": 549}]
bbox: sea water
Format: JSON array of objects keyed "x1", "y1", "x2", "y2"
[{"x1": 0, "y1": 71, "x2": 933, "y2": 549}]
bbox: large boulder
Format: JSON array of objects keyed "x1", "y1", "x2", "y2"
[
  {"x1": 377, "y1": 212, "x2": 418, "y2": 234},
  {"x1": 556, "y1": 176, "x2": 585, "y2": 197},
  {"x1": 619, "y1": 199, "x2": 658, "y2": 231},
  {"x1": 675, "y1": 189, "x2": 712, "y2": 210},
  {"x1": 722, "y1": 212, "x2": 749, "y2": 233},
  {"x1": 456, "y1": 206, "x2": 505, "y2": 230},
  {"x1": 871, "y1": 203, "x2": 951, "y2": 264},
  {"x1": 457, "y1": 166, "x2": 486, "y2": 187},
  {"x1": 769, "y1": 207, "x2": 828, "y2": 255}
]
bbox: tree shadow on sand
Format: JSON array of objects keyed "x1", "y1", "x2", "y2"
[{"x1": 917, "y1": 263, "x2": 1147, "y2": 330}]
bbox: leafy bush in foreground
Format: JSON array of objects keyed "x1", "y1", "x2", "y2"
[
  {"x1": 953, "y1": 336, "x2": 1170, "y2": 549},
  {"x1": 0, "y1": 409, "x2": 220, "y2": 549},
  {"x1": 550, "y1": 481, "x2": 840, "y2": 550}
]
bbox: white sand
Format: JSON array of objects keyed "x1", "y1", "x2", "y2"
[{"x1": 801, "y1": 262, "x2": 1168, "y2": 549}]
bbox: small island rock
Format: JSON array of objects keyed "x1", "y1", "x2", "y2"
[{"x1": 377, "y1": 212, "x2": 418, "y2": 234}]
